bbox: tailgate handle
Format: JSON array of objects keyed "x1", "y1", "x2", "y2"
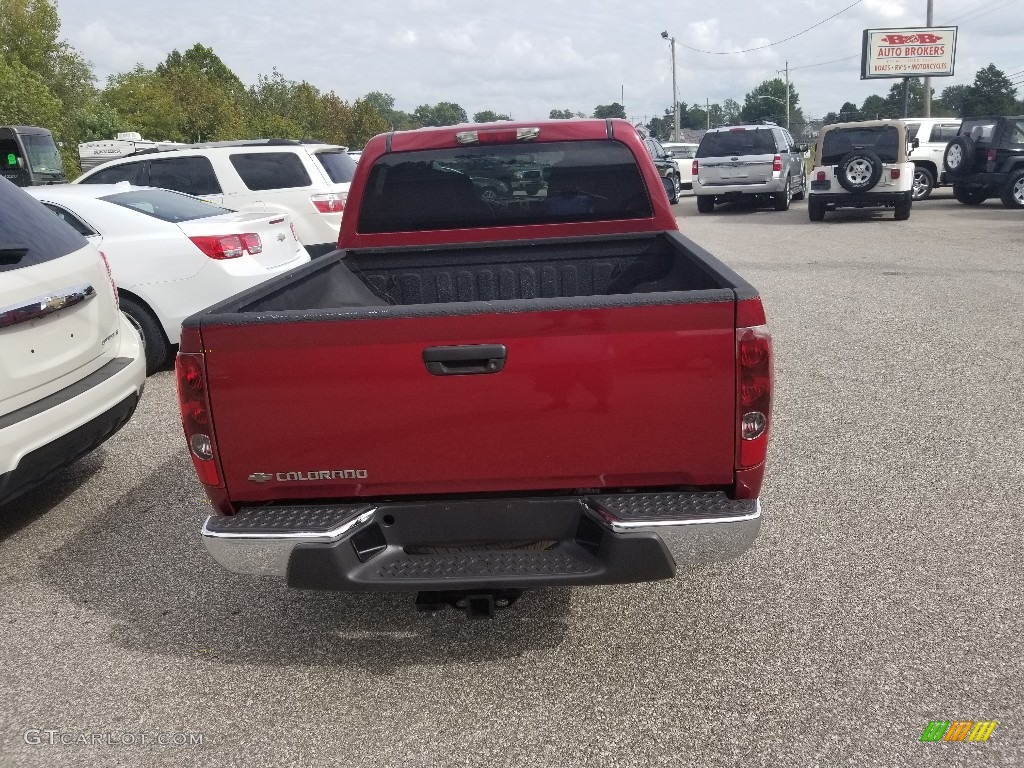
[{"x1": 423, "y1": 344, "x2": 507, "y2": 376}]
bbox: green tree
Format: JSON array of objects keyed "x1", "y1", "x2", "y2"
[
  {"x1": 859, "y1": 94, "x2": 889, "y2": 120},
  {"x1": 963, "y1": 64, "x2": 1018, "y2": 115},
  {"x1": 721, "y1": 99, "x2": 742, "y2": 125},
  {"x1": 362, "y1": 90, "x2": 415, "y2": 129},
  {"x1": 0, "y1": 54, "x2": 63, "y2": 128},
  {"x1": 473, "y1": 110, "x2": 511, "y2": 122},
  {"x1": 592, "y1": 102, "x2": 626, "y2": 119},
  {"x1": 0, "y1": 0, "x2": 94, "y2": 114},
  {"x1": 100, "y1": 66, "x2": 187, "y2": 141},
  {"x1": 412, "y1": 102, "x2": 468, "y2": 126},
  {"x1": 740, "y1": 79, "x2": 802, "y2": 128},
  {"x1": 156, "y1": 44, "x2": 245, "y2": 98}
]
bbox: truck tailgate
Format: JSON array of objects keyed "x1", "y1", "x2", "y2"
[{"x1": 201, "y1": 299, "x2": 737, "y2": 503}]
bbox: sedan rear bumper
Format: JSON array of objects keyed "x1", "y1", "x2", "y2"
[{"x1": 201, "y1": 491, "x2": 762, "y2": 590}]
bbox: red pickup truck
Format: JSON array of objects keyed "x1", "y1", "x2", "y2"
[{"x1": 176, "y1": 119, "x2": 772, "y2": 616}]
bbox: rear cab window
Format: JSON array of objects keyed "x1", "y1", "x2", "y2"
[
  {"x1": 229, "y1": 152, "x2": 311, "y2": 190},
  {"x1": 821, "y1": 126, "x2": 900, "y2": 165},
  {"x1": 697, "y1": 129, "x2": 777, "y2": 157},
  {"x1": 0, "y1": 182, "x2": 87, "y2": 273},
  {"x1": 357, "y1": 139, "x2": 653, "y2": 234}
]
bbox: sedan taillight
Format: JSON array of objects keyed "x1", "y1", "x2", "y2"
[{"x1": 189, "y1": 234, "x2": 262, "y2": 260}]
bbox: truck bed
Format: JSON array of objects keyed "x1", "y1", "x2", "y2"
[{"x1": 236, "y1": 231, "x2": 734, "y2": 313}]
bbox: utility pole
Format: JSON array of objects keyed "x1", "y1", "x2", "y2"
[
  {"x1": 706, "y1": 97, "x2": 710, "y2": 129},
  {"x1": 922, "y1": 0, "x2": 934, "y2": 116},
  {"x1": 662, "y1": 32, "x2": 679, "y2": 141},
  {"x1": 777, "y1": 60, "x2": 791, "y2": 130}
]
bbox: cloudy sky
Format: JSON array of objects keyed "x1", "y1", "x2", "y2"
[{"x1": 58, "y1": 0, "x2": 1022, "y2": 123}]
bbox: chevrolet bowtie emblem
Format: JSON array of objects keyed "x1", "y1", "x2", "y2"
[{"x1": 247, "y1": 472, "x2": 274, "y2": 483}]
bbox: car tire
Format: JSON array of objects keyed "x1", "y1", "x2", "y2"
[
  {"x1": 836, "y1": 150, "x2": 883, "y2": 193},
  {"x1": 952, "y1": 184, "x2": 989, "y2": 205},
  {"x1": 668, "y1": 174, "x2": 679, "y2": 204},
  {"x1": 998, "y1": 168, "x2": 1024, "y2": 209},
  {"x1": 943, "y1": 136, "x2": 975, "y2": 178},
  {"x1": 696, "y1": 195, "x2": 715, "y2": 213},
  {"x1": 119, "y1": 296, "x2": 169, "y2": 375},
  {"x1": 808, "y1": 197, "x2": 826, "y2": 222},
  {"x1": 773, "y1": 177, "x2": 792, "y2": 211},
  {"x1": 894, "y1": 193, "x2": 912, "y2": 221},
  {"x1": 911, "y1": 165, "x2": 934, "y2": 201}
]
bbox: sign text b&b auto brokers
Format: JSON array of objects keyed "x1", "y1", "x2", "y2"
[{"x1": 861, "y1": 26, "x2": 958, "y2": 79}]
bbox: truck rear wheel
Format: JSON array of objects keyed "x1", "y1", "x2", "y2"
[
  {"x1": 696, "y1": 195, "x2": 715, "y2": 213},
  {"x1": 773, "y1": 177, "x2": 792, "y2": 211},
  {"x1": 807, "y1": 197, "x2": 826, "y2": 222}
]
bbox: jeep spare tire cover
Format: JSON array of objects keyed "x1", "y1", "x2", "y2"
[
  {"x1": 836, "y1": 150, "x2": 883, "y2": 193},
  {"x1": 943, "y1": 136, "x2": 975, "y2": 177}
]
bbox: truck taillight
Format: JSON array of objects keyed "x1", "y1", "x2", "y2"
[
  {"x1": 311, "y1": 193, "x2": 345, "y2": 213},
  {"x1": 736, "y1": 322, "x2": 773, "y2": 471},
  {"x1": 176, "y1": 352, "x2": 223, "y2": 487},
  {"x1": 773, "y1": 155, "x2": 782, "y2": 173},
  {"x1": 692, "y1": 159, "x2": 699, "y2": 175},
  {"x1": 190, "y1": 235, "x2": 261, "y2": 260}
]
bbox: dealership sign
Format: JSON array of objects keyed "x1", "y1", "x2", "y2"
[{"x1": 861, "y1": 26, "x2": 957, "y2": 79}]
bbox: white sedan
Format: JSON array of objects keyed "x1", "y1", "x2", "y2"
[{"x1": 26, "y1": 184, "x2": 311, "y2": 373}]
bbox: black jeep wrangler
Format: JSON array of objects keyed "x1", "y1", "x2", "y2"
[{"x1": 942, "y1": 116, "x2": 1024, "y2": 208}]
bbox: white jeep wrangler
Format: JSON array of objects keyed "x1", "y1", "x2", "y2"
[{"x1": 808, "y1": 120, "x2": 914, "y2": 222}]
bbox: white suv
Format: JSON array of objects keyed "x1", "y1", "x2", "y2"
[
  {"x1": 74, "y1": 141, "x2": 355, "y2": 258},
  {"x1": 0, "y1": 178, "x2": 145, "y2": 507},
  {"x1": 807, "y1": 120, "x2": 914, "y2": 221},
  {"x1": 899, "y1": 117, "x2": 962, "y2": 200}
]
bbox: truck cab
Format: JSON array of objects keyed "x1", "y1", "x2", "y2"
[{"x1": 0, "y1": 126, "x2": 67, "y2": 186}]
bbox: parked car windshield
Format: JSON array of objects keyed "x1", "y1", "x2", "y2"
[
  {"x1": 22, "y1": 134, "x2": 65, "y2": 174},
  {"x1": 697, "y1": 129, "x2": 776, "y2": 158},
  {"x1": 315, "y1": 151, "x2": 358, "y2": 183},
  {"x1": 821, "y1": 126, "x2": 900, "y2": 165},
  {"x1": 100, "y1": 189, "x2": 233, "y2": 222},
  {"x1": 357, "y1": 139, "x2": 653, "y2": 233}
]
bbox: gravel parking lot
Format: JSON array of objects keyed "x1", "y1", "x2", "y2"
[{"x1": 2, "y1": 188, "x2": 1021, "y2": 768}]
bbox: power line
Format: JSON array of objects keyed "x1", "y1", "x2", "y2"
[
  {"x1": 789, "y1": 54, "x2": 861, "y2": 72},
  {"x1": 945, "y1": 0, "x2": 1019, "y2": 24},
  {"x1": 673, "y1": 0, "x2": 864, "y2": 55}
]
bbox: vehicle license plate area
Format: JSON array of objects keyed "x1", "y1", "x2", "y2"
[{"x1": 811, "y1": 180, "x2": 832, "y2": 191}]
